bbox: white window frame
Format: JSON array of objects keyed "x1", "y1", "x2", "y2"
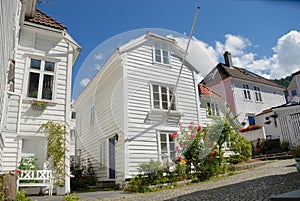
[
  {"x1": 206, "y1": 102, "x2": 220, "y2": 116},
  {"x1": 26, "y1": 57, "x2": 56, "y2": 101},
  {"x1": 254, "y1": 86, "x2": 262, "y2": 102},
  {"x1": 242, "y1": 84, "x2": 251, "y2": 100},
  {"x1": 157, "y1": 131, "x2": 177, "y2": 163},
  {"x1": 150, "y1": 84, "x2": 176, "y2": 111},
  {"x1": 153, "y1": 43, "x2": 170, "y2": 65}
]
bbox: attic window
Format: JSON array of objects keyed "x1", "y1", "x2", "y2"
[{"x1": 153, "y1": 43, "x2": 170, "y2": 65}]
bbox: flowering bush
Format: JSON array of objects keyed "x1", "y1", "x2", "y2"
[
  {"x1": 8, "y1": 169, "x2": 22, "y2": 177},
  {"x1": 17, "y1": 156, "x2": 38, "y2": 170},
  {"x1": 171, "y1": 122, "x2": 219, "y2": 174}
]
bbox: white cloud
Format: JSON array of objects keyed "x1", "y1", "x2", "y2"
[
  {"x1": 94, "y1": 53, "x2": 103, "y2": 60},
  {"x1": 80, "y1": 78, "x2": 90, "y2": 87},
  {"x1": 214, "y1": 30, "x2": 300, "y2": 79},
  {"x1": 216, "y1": 34, "x2": 251, "y2": 56},
  {"x1": 174, "y1": 36, "x2": 218, "y2": 77}
]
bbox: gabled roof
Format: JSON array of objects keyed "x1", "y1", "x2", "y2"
[
  {"x1": 199, "y1": 84, "x2": 222, "y2": 98},
  {"x1": 201, "y1": 63, "x2": 285, "y2": 89},
  {"x1": 292, "y1": 69, "x2": 300, "y2": 76},
  {"x1": 118, "y1": 32, "x2": 201, "y2": 73},
  {"x1": 26, "y1": 9, "x2": 66, "y2": 30}
]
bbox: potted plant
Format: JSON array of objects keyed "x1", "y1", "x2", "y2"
[
  {"x1": 30, "y1": 99, "x2": 48, "y2": 110},
  {"x1": 292, "y1": 145, "x2": 300, "y2": 172}
]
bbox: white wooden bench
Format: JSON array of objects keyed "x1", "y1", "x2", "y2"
[{"x1": 17, "y1": 170, "x2": 53, "y2": 196}]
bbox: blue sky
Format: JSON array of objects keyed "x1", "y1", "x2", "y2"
[{"x1": 38, "y1": 0, "x2": 300, "y2": 99}]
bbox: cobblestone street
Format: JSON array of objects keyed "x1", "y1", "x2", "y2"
[{"x1": 30, "y1": 159, "x2": 300, "y2": 201}]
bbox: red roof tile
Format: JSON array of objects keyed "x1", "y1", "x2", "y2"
[
  {"x1": 199, "y1": 84, "x2": 222, "y2": 98},
  {"x1": 26, "y1": 9, "x2": 66, "y2": 30}
]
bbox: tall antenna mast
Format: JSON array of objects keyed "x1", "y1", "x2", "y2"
[{"x1": 168, "y1": 5, "x2": 200, "y2": 114}]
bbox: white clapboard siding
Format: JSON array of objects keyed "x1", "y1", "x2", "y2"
[
  {"x1": 1, "y1": 24, "x2": 74, "y2": 171},
  {"x1": 0, "y1": 0, "x2": 21, "y2": 162},
  {"x1": 74, "y1": 33, "x2": 200, "y2": 182},
  {"x1": 124, "y1": 41, "x2": 199, "y2": 176},
  {"x1": 212, "y1": 78, "x2": 285, "y2": 124}
]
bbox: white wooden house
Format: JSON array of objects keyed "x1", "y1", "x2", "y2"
[
  {"x1": 287, "y1": 70, "x2": 300, "y2": 103},
  {"x1": 73, "y1": 32, "x2": 201, "y2": 184},
  {"x1": 0, "y1": 0, "x2": 23, "y2": 170},
  {"x1": 255, "y1": 102, "x2": 300, "y2": 148},
  {"x1": 0, "y1": 0, "x2": 80, "y2": 194},
  {"x1": 201, "y1": 51, "x2": 286, "y2": 127}
]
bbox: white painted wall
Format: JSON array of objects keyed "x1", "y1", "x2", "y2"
[
  {"x1": 0, "y1": 0, "x2": 22, "y2": 171},
  {"x1": 74, "y1": 34, "x2": 201, "y2": 183},
  {"x1": 211, "y1": 77, "x2": 285, "y2": 125}
]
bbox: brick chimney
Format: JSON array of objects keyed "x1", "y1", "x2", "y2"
[{"x1": 223, "y1": 51, "x2": 233, "y2": 67}]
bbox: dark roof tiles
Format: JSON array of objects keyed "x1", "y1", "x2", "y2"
[{"x1": 202, "y1": 63, "x2": 285, "y2": 89}]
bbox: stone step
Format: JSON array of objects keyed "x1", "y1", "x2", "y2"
[{"x1": 270, "y1": 189, "x2": 300, "y2": 201}]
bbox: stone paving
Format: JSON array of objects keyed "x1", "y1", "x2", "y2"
[{"x1": 29, "y1": 159, "x2": 300, "y2": 201}]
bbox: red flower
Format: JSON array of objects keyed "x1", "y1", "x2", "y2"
[
  {"x1": 188, "y1": 125, "x2": 193, "y2": 129},
  {"x1": 176, "y1": 156, "x2": 182, "y2": 161},
  {"x1": 170, "y1": 131, "x2": 178, "y2": 138},
  {"x1": 211, "y1": 150, "x2": 218, "y2": 156},
  {"x1": 195, "y1": 125, "x2": 202, "y2": 131}
]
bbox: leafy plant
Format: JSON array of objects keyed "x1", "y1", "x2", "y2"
[
  {"x1": 17, "y1": 156, "x2": 38, "y2": 170},
  {"x1": 16, "y1": 190, "x2": 32, "y2": 201},
  {"x1": 63, "y1": 193, "x2": 81, "y2": 201},
  {"x1": 280, "y1": 140, "x2": 290, "y2": 151},
  {"x1": 292, "y1": 144, "x2": 300, "y2": 158},
  {"x1": 38, "y1": 121, "x2": 67, "y2": 186},
  {"x1": 230, "y1": 132, "x2": 252, "y2": 161}
]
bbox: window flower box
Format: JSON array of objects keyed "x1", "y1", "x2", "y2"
[
  {"x1": 239, "y1": 125, "x2": 261, "y2": 133},
  {"x1": 30, "y1": 100, "x2": 48, "y2": 110}
]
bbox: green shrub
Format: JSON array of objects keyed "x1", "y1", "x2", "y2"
[
  {"x1": 16, "y1": 190, "x2": 32, "y2": 201},
  {"x1": 63, "y1": 193, "x2": 81, "y2": 201},
  {"x1": 280, "y1": 140, "x2": 290, "y2": 151},
  {"x1": 226, "y1": 155, "x2": 244, "y2": 165},
  {"x1": 230, "y1": 132, "x2": 252, "y2": 161}
]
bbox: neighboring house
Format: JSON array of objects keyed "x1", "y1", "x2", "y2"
[
  {"x1": 73, "y1": 32, "x2": 201, "y2": 184},
  {"x1": 255, "y1": 102, "x2": 300, "y2": 148},
  {"x1": 0, "y1": 0, "x2": 80, "y2": 194},
  {"x1": 199, "y1": 84, "x2": 225, "y2": 125},
  {"x1": 201, "y1": 51, "x2": 286, "y2": 127},
  {"x1": 287, "y1": 70, "x2": 300, "y2": 102},
  {"x1": 198, "y1": 84, "x2": 234, "y2": 156},
  {"x1": 0, "y1": 0, "x2": 23, "y2": 171},
  {"x1": 70, "y1": 104, "x2": 77, "y2": 162}
]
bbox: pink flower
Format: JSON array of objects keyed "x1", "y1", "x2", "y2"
[
  {"x1": 190, "y1": 121, "x2": 194, "y2": 125},
  {"x1": 190, "y1": 132, "x2": 196, "y2": 138},
  {"x1": 170, "y1": 131, "x2": 178, "y2": 138},
  {"x1": 178, "y1": 123, "x2": 182, "y2": 127},
  {"x1": 188, "y1": 125, "x2": 193, "y2": 129},
  {"x1": 195, "y1": 125, "x2": 202, "y2": 131},
  {"x1": 175, "y1": 145, "x2": 180, "y2": 151}
]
